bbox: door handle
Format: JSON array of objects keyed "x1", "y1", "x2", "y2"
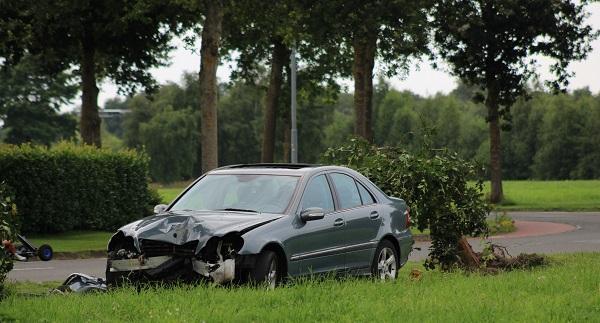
[
  {"x1": 333, "y1": 218, "x2": 345, "y2": 227},
  {"x1": 369, "y1": 211, "x2": 380, "y2": 219}
]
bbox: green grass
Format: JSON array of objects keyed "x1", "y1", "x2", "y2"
[
  {"x1": 486, "y1": 180, "x2": 600, "y2": 211},
  {"x1": 157, "y1": 188, "x2": 184, "y2": 204},
  {"x1": 2, "y1": 253, "x2": 599, "y2": 322},
  {"x1": 27, "y1": 231, "x2": 113, "y2": 253}
]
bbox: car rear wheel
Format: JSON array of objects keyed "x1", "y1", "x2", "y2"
[
  {"x1": 250, "y1": 250, "x2": 279, "y2": 289},
  {"x1": 371, "y1": 240, "x2": 398, "y2": 280}
]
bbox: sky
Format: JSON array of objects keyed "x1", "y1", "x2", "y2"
[{"x1": 96, "y1": 3, "x2": 600, "y2": 108}]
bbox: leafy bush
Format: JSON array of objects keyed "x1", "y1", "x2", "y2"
[
  {"x1": 322, "y1": 138, "x2": 489, "y2": 269},
  {"x1": 0, "y1": 182, "x2": 17, "y2": 299},
  {"x1": 0, "y1": 142, "x2": 159, "y2": 234}
]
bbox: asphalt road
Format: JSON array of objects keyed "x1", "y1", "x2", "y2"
[
  {"x1": 8, "y1": 212, "x2": 600, "y2": 283},
  {"x1": 409, "y1": 211, "x2": 600, "y2": 260}
]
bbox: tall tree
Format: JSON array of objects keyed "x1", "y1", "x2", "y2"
[
  {"x1": 198, "y1": 0, "x2": 224, "y2": 172},
  {"x1": 432, "y1": 0, "x2": 597, "y2": 202},
  {"x1": 0, "y1": 0, "x2": 186, "y2": 147},
  {"x1": 306, "y1": 0, "x2": 431, "y2": 142},
  {"x1": 222, "y1": 1, "x2": 291, "y2": 163}
]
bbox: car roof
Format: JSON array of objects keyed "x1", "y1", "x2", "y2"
[{"x1": 208, "y1": 163, "x2": 349, "y2": 176}]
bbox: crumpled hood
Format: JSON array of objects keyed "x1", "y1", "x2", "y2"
[{"x1": 115, "y1": 210, "x2": 284, "y2": 253}]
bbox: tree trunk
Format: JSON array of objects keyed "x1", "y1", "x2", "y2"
[
  {"x1": 261, "y1": 40, "x2": 288, "y2": 163},
  {"x1": 198, "y1": 0, "x2": 223, "y2": 173},
  {"x1": 352, "y1": 36, "x2": 376, "y2": 142},
  {"x1": 486, "y1": 85, "x2": 504, "y2": 203},
  {"x1": 80, "y1": 31, "x2": 101, "y2": 147}
]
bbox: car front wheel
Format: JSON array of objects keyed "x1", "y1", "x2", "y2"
[
  {"x1": 250, "y1": 250, "x2": 280, "y2": 289},
  {"x1": 371, "y1": 240, "x2": 398, "y2": 280}
]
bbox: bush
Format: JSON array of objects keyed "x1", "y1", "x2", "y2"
[
  {"x1": 0, "y1": 142, "x2": 159, "y2": 234},
  {"x1": 322, "y1": 138, "x2": 490, "y2": 269},
  {"x1": 0, "y1": 182, "x2": 17, "y2": 299}
]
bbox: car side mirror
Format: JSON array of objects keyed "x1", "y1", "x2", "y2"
[
  {"x1": 300, "y1": 207, "x2": 325, "y2": 222},
  {"x1": 154, "y1": 204, "x2": 168, "y2": 214}
]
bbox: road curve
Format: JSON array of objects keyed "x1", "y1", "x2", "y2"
[
  {"x1": 409, "y1": 211, "x2": 600, "y2": 261},
  {"x1": 7, "y1": 211, "x2": 600, "y2": 282}
]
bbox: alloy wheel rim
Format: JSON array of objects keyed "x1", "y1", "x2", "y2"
[
  {"x1": 266, "y1": 259, "x2": 278, "y2": 289},
  {"x1": 377, "y1": 247, "x2": 397, "y2": 280}
]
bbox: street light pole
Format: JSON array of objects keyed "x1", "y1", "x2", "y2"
[{"x1": 290, "y1": 46, "x2": 298, "y2": 163}]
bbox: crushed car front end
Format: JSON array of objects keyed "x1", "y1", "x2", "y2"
[{"x1": 105, "y1": 212, "x2": 282, "y2": 286}]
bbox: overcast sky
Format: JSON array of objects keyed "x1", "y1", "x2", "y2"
[{"x1": 97, "y1": 3, "x2": 600, "y2": 108}]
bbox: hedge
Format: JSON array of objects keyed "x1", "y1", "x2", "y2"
[{"x1": 0, "y1": 142, "x2": 160, "y2": 234}]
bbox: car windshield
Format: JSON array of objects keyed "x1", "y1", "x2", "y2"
[{"x1": 170, "y1": 174, "x2": 299, "y2": 214}]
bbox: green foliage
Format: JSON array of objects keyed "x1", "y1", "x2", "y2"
[
  {"x1": 304, "y1": 0, "x2": 432, "y2": 77},
  {"x1": 0, "y1": 143, "x2": 158, "y2": 234},
  {"x1": 432, "y1": 0, "x2": 597, "y2": 112},
  {"x1": 322, "y1": 138, "x2": 489, "y2": 269},
  {"x1": 0, "y1": 0, "x2": 190, "y2": 93},
  {"x1": 140, "y1": 107, "x2": 198, "y2": 183},
  {"x1": 0, "y1": 182, "x2": 17, "y2": 299},
  {"x1": 0, "y1": 56, "x2": 78, "y2": 146}
]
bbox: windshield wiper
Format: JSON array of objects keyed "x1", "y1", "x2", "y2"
[{"x1": 217, "y1": 208, "x2": 259, "y2": 213}]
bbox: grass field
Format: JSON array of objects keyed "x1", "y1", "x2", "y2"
[
  {"x1": 487, "y1": 180, "x2": 600, "y2": 211},
  {"x1": 2, "y1": 253, "x2": 599, "y2": 322},
  {"x1": 157, "y1": 180, "x2": 600, "y2": 211},
  {"x1": 27, "y1": 231, "x2": 113, "y2": 252}
]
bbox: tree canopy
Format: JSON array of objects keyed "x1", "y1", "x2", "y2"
[
  {"x1": 432, "y1": 0, "x2": 598, "y2": 202},
  {"x1": 0, "y1": 0, "x2": 189, "y2": 146}
]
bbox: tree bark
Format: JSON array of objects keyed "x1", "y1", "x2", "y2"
[
  {"x1": 261, "y1": 40, "x2": 288, "y2": 163},
  {"x1": 198, "y1": 0, "x2": 223, "y2": 173},
  {"x1": 80, "y1": 30, "x2": 101, "y2": 147},
  {"x1": 352, "y1": 36, "x2": 376, "y2": 142},
  {"x1": 486, "y1": 85, "x2": 504, "y2": 203}
]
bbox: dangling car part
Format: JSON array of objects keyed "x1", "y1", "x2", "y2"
[
  {"x1": 106, "y1": 164, "x2": 414, "y2": 287},
  {"x1": 53, "y1": 273, "x2": 107, "y2": 294}
]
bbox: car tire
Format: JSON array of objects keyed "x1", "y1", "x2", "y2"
[
  {"x1": 371, "y1": 240, "x2": 399, "y2": 280},
  {"x1": 249, "y1": 250, "x2": 280, "y2": 289},
  {"x1": 37, "y1": 244, "x2": 53, "y2": 261}
]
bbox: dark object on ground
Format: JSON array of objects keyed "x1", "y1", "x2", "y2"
[
  {"x1": 15, "y1": 234, "x2": 53, "y2": 261},
  {"x1": 106, "y1": 164, "x2": 414, "y2": 287},
  {"x1": 53, "y1": 273, "x2": 107, "y2": 294},
  {"x1": 458, "y1": 237, "x2": 547, "y2": 272}
]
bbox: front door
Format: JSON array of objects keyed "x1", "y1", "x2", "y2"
[
  {"x1": 329, "y1": 173, "x2": 381, "y2": 272},
  {"x1": 284, "y1": 174, "x2": 346, "y2": 275}
]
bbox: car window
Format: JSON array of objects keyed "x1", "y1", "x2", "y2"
[
  {"x1": 300, "y1": 175, "x2": 335, "y2": 213},
  {"x1": 330, "y1": 173, "x2": 362, "y2": 209},
  {"x1": 357, "y1": 181, "x2": 376, "y2": 205}
]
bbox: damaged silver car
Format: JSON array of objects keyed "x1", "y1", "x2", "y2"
[{"x1": 106, "y1": 164, "x2": 414, "y2": 287}]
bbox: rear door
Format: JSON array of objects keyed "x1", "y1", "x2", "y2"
[
  {"x1": 329, "y1": 172, "x2": 381, "y2": 272},
  {"x1": 285, "y1": 174, "x2": 347, "y2": 275}
]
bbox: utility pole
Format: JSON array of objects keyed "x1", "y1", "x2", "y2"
[{"x1": 290, "y1": 46, "x2": 298, "y2": 163}]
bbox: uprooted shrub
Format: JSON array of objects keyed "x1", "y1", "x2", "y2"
[
  {"x1": 322, "y1": 138, "x2": 490, "y2": 270},
  {"x1": 0, "y1": 142, "x2": 161, "y2": 234},
  {"x1": 0, "y1": 182, "x2": 17, "y2": 299}
]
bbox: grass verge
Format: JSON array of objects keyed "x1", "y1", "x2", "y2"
[
  {"x1": 2, "y1": 253, "x2": 599, "y2": 322},
  {"x1": 486, "y1": 180, "x2": 600, "y2": 211},
  {"x1": 27, "y1": 231, "x2": 113, "y2": 253}
]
